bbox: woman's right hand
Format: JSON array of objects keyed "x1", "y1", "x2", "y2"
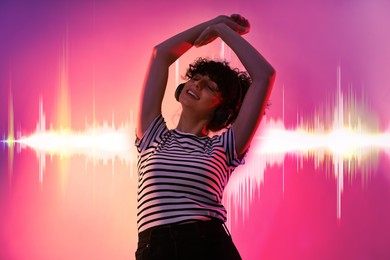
[{"x1": 194, "y1": 15, "x2": 250, "y2": 47}]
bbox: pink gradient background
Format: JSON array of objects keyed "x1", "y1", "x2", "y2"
[{"x1": 1, "y1": 0, "x2": 390, "y2": 259}]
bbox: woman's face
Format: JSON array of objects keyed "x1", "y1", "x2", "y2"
[{"x1": 180, "y1": 74, "x2": 222, "y2": 118}]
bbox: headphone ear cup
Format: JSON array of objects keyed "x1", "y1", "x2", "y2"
[
  {"x1": 209, "y1": 106, "x2": 233, "y2": 131},
  {"x1": 175, "y1": 83, "x2": 185, "y2": 101}
]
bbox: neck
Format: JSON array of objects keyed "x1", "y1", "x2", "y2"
[{"x1": 176, "y1": 111, "x2": 209, "y2": 137}]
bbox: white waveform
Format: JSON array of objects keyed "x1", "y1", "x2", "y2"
[
  {"x1": 4, "y1": 65, "x2": 389, "y2": 224},
  {"x1": 224, "y1": 67, "x2": 389, "y2": 224},
  {"x1": 12, "y1": 98, "x2": 137, "y2": 182}
]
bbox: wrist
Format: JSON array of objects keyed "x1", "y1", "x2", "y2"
[
  {"x1": 212, "y1": 23, "x2": 230, "y2": 34},
  {"x1": 213, "y1": 15, "x2": 229, "y2": 25}
]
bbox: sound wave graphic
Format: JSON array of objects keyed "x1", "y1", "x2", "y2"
[
  {"x1": 3, "y1": 97, "x2": 136, "y2": 183},
  {"x1": 2, "y1": 64, "x2": 389, "y2": 222},
  {"x1": 224, "y1": 67, "x2": 389, "y2": 223}
]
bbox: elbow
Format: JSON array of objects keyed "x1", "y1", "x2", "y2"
[
  {"x1": 151, "y1": 44, "x2": 166, "y2": 59},
  {"x1": 268, "y1": 67, "x2": 276, "y2": 83},
  {"x1": 265, "y1": 68, "x2": 276, "y2": 91},
  {"x1": 151, "y1": 44, "x2": 177, "y2": 65},
  {"x1": 266, "y1": 64, "x2": 276, "y2": 80}
]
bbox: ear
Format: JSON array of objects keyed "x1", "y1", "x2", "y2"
[{"x1": 175, "y1": 83, "x2": 185, "y2": 101}]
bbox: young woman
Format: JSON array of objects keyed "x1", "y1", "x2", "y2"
[{"x1": 135, "y1": 14, "x2": 275, "y2": 259}]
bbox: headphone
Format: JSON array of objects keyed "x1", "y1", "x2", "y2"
[
  {"x1": 175, "y1": 83, "x2": 185, "y2": 101},
  {"x1": 174, "y1": 83, "x2": 234, "y2": 131}
]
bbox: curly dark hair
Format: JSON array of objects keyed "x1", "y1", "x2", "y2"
[{"x1": 185, "y1": 58, "x2": 251, "y2": 131}]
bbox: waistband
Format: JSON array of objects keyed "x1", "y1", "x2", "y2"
[{"x1": 138, "y1": 219, "x2": 228, "y2": 240}]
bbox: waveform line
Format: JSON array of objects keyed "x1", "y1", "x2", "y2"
[{"x1": 2, "y1": 65, "x2": 389, "y2": 223}]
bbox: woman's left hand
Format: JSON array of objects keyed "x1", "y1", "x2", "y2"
[{"x1": 193, "y1": 24, "x2": 220, "y2": 47}]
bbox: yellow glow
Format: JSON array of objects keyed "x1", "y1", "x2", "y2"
[{"x1": 7, "y1": 87, "x2": 15, "y2": 181}]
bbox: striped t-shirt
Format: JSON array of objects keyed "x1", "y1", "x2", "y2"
[{"x1": 135, "y1": 115, "x2": 244, "y2": 232}]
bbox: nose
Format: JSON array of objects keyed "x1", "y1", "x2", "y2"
[{"x1": 195, "y1": 79, "x2": 206, "y2": 90}]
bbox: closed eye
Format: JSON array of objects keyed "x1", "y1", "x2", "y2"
[{"x1": 208, "y1": 86, "x2": 218, "y2": 92}]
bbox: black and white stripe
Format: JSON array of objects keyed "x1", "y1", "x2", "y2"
[{"x1": 135, "y1": 115, "x2": 243, "y2": 232}]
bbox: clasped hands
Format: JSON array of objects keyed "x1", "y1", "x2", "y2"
[{"x1": 194, "y1": 14, "x2": 250, "y2": 47}]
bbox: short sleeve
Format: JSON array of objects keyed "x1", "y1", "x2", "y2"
[
  {"x1": 135, "y1": 114, "x2": 168, "y2": 153},
  {"x1": 220, "y1": 127, "x2": 247, "y2": 168}
]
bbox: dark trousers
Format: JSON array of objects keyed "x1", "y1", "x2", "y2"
[{"x1": 135, "y1": 219, "x2": 242, "y2": 260}]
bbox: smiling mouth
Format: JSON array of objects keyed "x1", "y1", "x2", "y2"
[{"x1": 187, "y1": 90, "x2": 199, "y2": 100}]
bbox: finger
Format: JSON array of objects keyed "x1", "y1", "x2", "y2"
[
  {"x1": 228, "y1": 15, "x2": 250, "y2": 31},
  {"x1": 194, "y1": 30, "x2": 213, "y2": 47},
  {"x1": 226, "y1": 20, "x2": 249, "y2": 34},
  {"x1": 229, "y1": 15, "x2": 241, "y2": 25},
  {"x1": 194, "y1": 29, "x2": 208, "y2": 45},
  {"x1": 230, "y1": 14, "x2": 245, "y2": 23},
  {"x1": 193, "y1": 37, "x2": 202, "y2": 47},
  {"x1": 195, "y1": 37, "x2": 217, "y2": 47}
]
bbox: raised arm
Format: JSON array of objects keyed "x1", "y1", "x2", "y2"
[
  {"x1": 194, "y1": 15, "x2": 275, "y2": 158},
  {"x1": 137, "y1": 16, "x2": 248, "y2": 139}
]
